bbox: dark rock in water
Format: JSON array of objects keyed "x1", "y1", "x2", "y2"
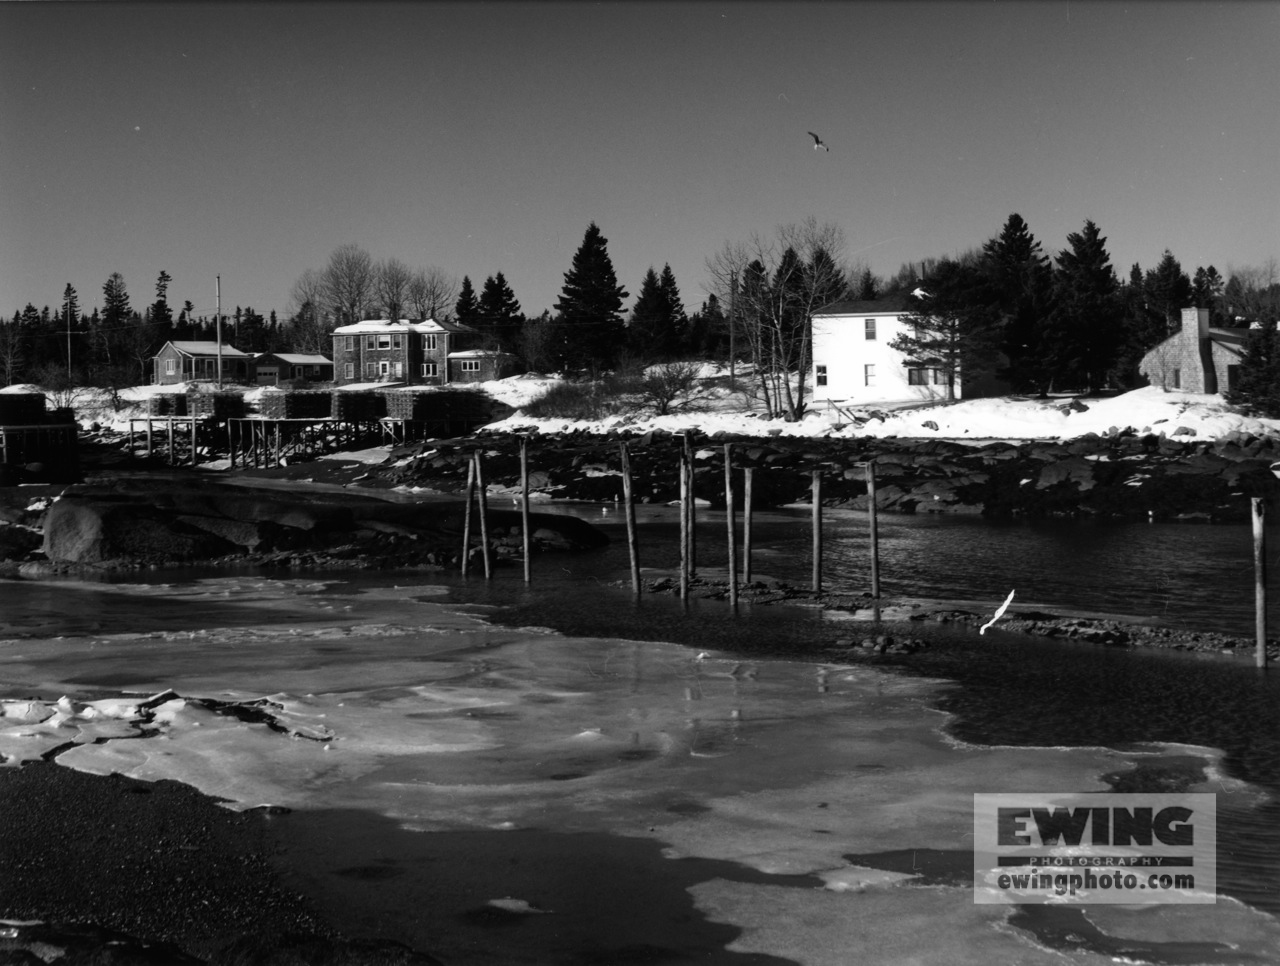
[{"x1": 38, "y1": 477, "x2": 608, "y2": 568}]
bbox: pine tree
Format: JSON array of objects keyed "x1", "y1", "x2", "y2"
[
  {"x1": 658, "y1": 264, "x2": 687, "y2": 343},
  {"x1": 454, "y1": 276, "x2": 479, "y2": 326},
  {"x1": 1192, "y1": 266, "x2": 1226, "y2": 325},
  {"x1": 476, "y1": 272, "x2": 522, "y2": 351},
  {"x1": 1224, "y1": 325, "x2": 1280, "y2": 416},
  {"x1": 854, "y1": 267, "x2": 879, "y2": 301},
  {"x1": 685, "y1": 293, "x2": 726, "y2": 357},
  {"x1": 980, "y1": 213, "x2": 1053, "y2": 392},
  {"x1": 889, "y1": 258, "x2": 998, "y2": 402},
  {"x1": 1042, "y1": 221, "x2": 1122, "y2": 393},
  {"x1": 553, "y1": 222, "x2": 628, "y2": 371},
  {"x1": 1143, "y1": 251, "x2": 1193, "y2": 338},
  {"x1": 627, "y1": 268, "x2": 667, "y2": 361}
]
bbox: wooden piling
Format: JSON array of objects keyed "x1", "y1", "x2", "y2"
[
  {"x1": 684, "y1": 434, "x2": 697, "y2": 577},
  {"x1": 743, "y1": 467, "x2": 754, "y2": 584},
  {"x1": 811, "y1": 469, "x2": 822, "y2": 593},
  {"x1": 475, "y1": 451, "x2": 492, "y2": 579},
  {"x1": 725, "y1": 443, "x2": 737, "y2": 609},
  {"x1": 1254, "y1": 497, "x2": 1267, "y2": 668},
  {"x1": 679, "y1": 449, "x2": 690, "y2": 600},
  {"x1": 520, "y1": 436, "x2": 532, "y2": 584},
  {"x1": 866, "y1": 461, "x2": 880, "y2": 598},
  {"x1": 461, "y1": 457, "x2": 476, "y2": 576},
  {"x1": 620, "y1": 442, "x2": 640, "y2": 596},
  {"x1": 167, "y1": 419, "x2": 175, "y2": 464}
]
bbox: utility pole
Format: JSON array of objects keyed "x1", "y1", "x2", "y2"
[
  {"x1": 216, "y1": 274, "x2": 223, "y2": 390},
  {"x1": 728, "y1": 272, "x2": 737, "y2": 392},
  {"x1": 65, "y1": 299, "x2": 72, "y2": 382}
]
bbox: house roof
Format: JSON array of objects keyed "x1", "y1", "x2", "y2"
[
  {"x1": 164, "y1": 341, "x2": 251, "y2": 358},
  {"x1": 332, "y1": 318, "x2": 476, "y2": 335},
  {"x1": 813, "y1": 292, "x2": 915, "y2": 316},
  {"x1": 1208, "y1": 328, "x2": 1248, "y2": 346},
  {"x1": 265, "y1": 353, "x2": 333, "y2": 365},
  {"x1": 447, "y1": 349, "x2": 517, "y2": 359}
]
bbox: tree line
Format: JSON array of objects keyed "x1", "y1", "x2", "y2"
[{"x1": 5, "y1": 217, "x2": 1277, "y2": 410}]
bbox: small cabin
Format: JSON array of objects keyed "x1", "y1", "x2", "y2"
[
  {"x1": 153, "y1": 341, "x2": 252, "y2": 385},
  {"x1": 253, "y1": 353, "x2": 335, "y2": 386}
]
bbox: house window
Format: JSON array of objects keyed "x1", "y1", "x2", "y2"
[
  {"x1": 865, "y1": 318, "x2": 876, "y2": 340},
  {"x1": 393, "y1": 335, "x2": 403, "y2": 349},
  {"x1": 908, "y1": 368, "x2": 925, "y2": 386},
  {"x1": 393, "y1": 362, "x2": 403, "y2": 377},
  {"x1": 864, "y1": 364, "x2": 876, "y2": 386},
  {"x1": 165, "y1": 359, "x2": 176, "y2": 375},
  {"x1": 365, "y1": 362, "x2": 377, "y2": 379},
  {"x1": 461, "y1": 360, "x2": 481, "y2": 373},
  {"x1": 377, "y1": 334, "x2": 391, "y2": 349},
  {"x1": 365, "y1": 336, "x2": 375, "y2": 350},
  {"x1": 816, "y1": 365, "x2": 828, "y2": 387},
  {"x1": 292, "y1": 366, "x2": 303, "y2": 378},
  {"x1": 344, "y1": 336, "x2": 354, "y2": 351},
  {"x1": 421, "y1": 362, "x2": 438, "y2": 378},
  {"x1": 933, "y1": 368, "x2": 947, "y2": 385},
  {"x1": 423, "y1": 334, "x2": 438, "y2": 351},
  {"x1": 344, "y1": 363, "x2": 355, "y2": 379}
]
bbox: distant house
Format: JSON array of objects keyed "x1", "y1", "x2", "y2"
[
  {"x1": 1139, "y1": 307, "x2": 1251, "y2": 393},
  {"x1": 152, "y1": 341, "x2": 253, "y2": 385},
  {"x1": 330, "y1": 319, "x2": 481, "y2": 386},
  {"x1": 253, "y1": 352, "x2": 335, "y2": 386},
  {"x1": 447, "y1": 349, "x2": 523, "y2": 383}
]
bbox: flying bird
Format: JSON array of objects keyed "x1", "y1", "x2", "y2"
[
  {"x1": 808, "y1": 131, "x2": 829, "y2": 152},
  {"x1": 979, "y1": 590, "x2": 1016, "y2": 635}
]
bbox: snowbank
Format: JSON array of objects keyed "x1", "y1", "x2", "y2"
[{"x1": 485, "y1": 386, "x2": 1280, "y2": 442}]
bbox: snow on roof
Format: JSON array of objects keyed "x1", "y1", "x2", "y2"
[
  {"x1": 333, "y1": 381, "x2": 404, "y2": 391},
  {"x1": 166, "y1": 341, "x2": 251, "y2": 357},
  {"x1": 267, "y1": 354, "x2": 333, "y2": 365},
  {"x1": 332, "y1": 318, "x2": 476, "y2": 335},
  {"x1": 447, "y1": 349, "x2": 517, "y2": 358}
]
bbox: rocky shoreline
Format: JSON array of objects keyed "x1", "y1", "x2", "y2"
[
  {"x1": 375, "y1": 426, "x2": 1280, "y2": 521},
  {"x1": 640, "y1": 574, "x2": 1280, "y2": 664}
]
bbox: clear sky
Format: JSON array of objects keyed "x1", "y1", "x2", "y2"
[{"x1": 3, "y1": 0, "x2": 1276, "y2": 322}]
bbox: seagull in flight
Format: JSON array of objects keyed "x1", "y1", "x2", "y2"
[{"x1": 808, "y1": 131, "x2": 829, "y2": 152}]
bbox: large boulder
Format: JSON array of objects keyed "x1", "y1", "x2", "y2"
[{"x1": 42, "y1": 500, "x2": 237, "y2": 564}]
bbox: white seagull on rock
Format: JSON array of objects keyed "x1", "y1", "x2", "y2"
[{"x1": 808, "y1": 131, "x2": 829, "y2": 151}]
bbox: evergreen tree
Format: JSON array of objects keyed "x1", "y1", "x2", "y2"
[
  {"x1": 627, "y1": 268, "x2": 666, "y2": 361},
  {"x1": 1192, "y1": 266, "x2": 1226, "y2": 325},
  {"x1": 658, "y1": 264, "x2": 687, "y2": 342},
  {"x1": 476, "y1": 272, "x2": 522, "y2": 351},
  {"x1": 454, "y1": 276, "x2": 479, "y2": 326},
  {"x1": 1143, "y1": 251, "x2": 1193, "y2": 339},
  {"x1": 1224, "y1": 325, "x2": 1280, "y2": 416},
  {"x1": 1042, "y1": 221, "x2": 1122, "y2": 393},
  {"x1": 854, "y1": 267, "x2": 879, "y2": 301},
  {"x1": 980, "y1": 213, "x2": 1054, "y2": 392},
  {"x1": 889, "y1": 258, "x2": 998, "y2": 402},
  {"x1": 149, "y1": 270, "x2": 174, "y2": 342},
  {"x1": 684, "y1": 293, "x2": 726, "y2": 357},
  {"x1": 553, "y1": 222, "x2": 628, "y2": 371}
]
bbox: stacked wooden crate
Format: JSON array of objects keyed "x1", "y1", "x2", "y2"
[
  {"x1": 0, "y1": 393, "x2": 47, "y2": 424},
  {"x1": 330, "y1": 390, "x2": 386, "y2": 422},
  {"x1": 146, "y1": 394, "x2": 189, "y2": 416},
  {"x1": 188, "y1": 392, "x2": 246, "y2": 419},
  {"x1": 259, "y1": 390, "x2": 332, "y2": 419}
]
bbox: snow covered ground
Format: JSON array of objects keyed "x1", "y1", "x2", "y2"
[{"x1": 13, "y1": 370, "x2": 1280, "y2": 443}]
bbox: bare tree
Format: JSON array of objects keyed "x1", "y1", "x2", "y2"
[
  {"x1": 286, "y1": 268, "x2": 332, "y2": 354},
  {"x1": 706, "y1": 217, "x2": 849, "y2": 419},
  {"x1": 407, "y1": 266, "x2": 458, "y2": 320},
  {"x1": 373, "y1": 257, "x2": 414, "y2": 321},
  {"x1": 323, "y1": 243, "x2": 375, "y2": 324},
  {"x1": 1225, "y1": 259, "x2": 1280, "y2": 324},
  {"x1": 0, "y1": 318, "x2": 27, "y2": 384}
]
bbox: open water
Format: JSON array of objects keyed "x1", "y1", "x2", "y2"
[{"x1": 1, "y1": 501, "x2": 1279, "y2": 964}]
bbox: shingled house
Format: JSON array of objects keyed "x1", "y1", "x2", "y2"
[
  {"x1": 330, "y1": 319, "x2": 482, "y2": 386},
  {"x1": 1139, "y1": 307, "x2": 1250, "y2": 393},
  {"x1": 152, "y1": 341, "x2": 253, "y2": 385},
  {"x1": 253, "y1": 352, "x2": 335, "y2": 386}
]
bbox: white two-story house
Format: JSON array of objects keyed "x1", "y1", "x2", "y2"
[{"x1": 810, "y1": 293, "x2": 961, "y2": 406}]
